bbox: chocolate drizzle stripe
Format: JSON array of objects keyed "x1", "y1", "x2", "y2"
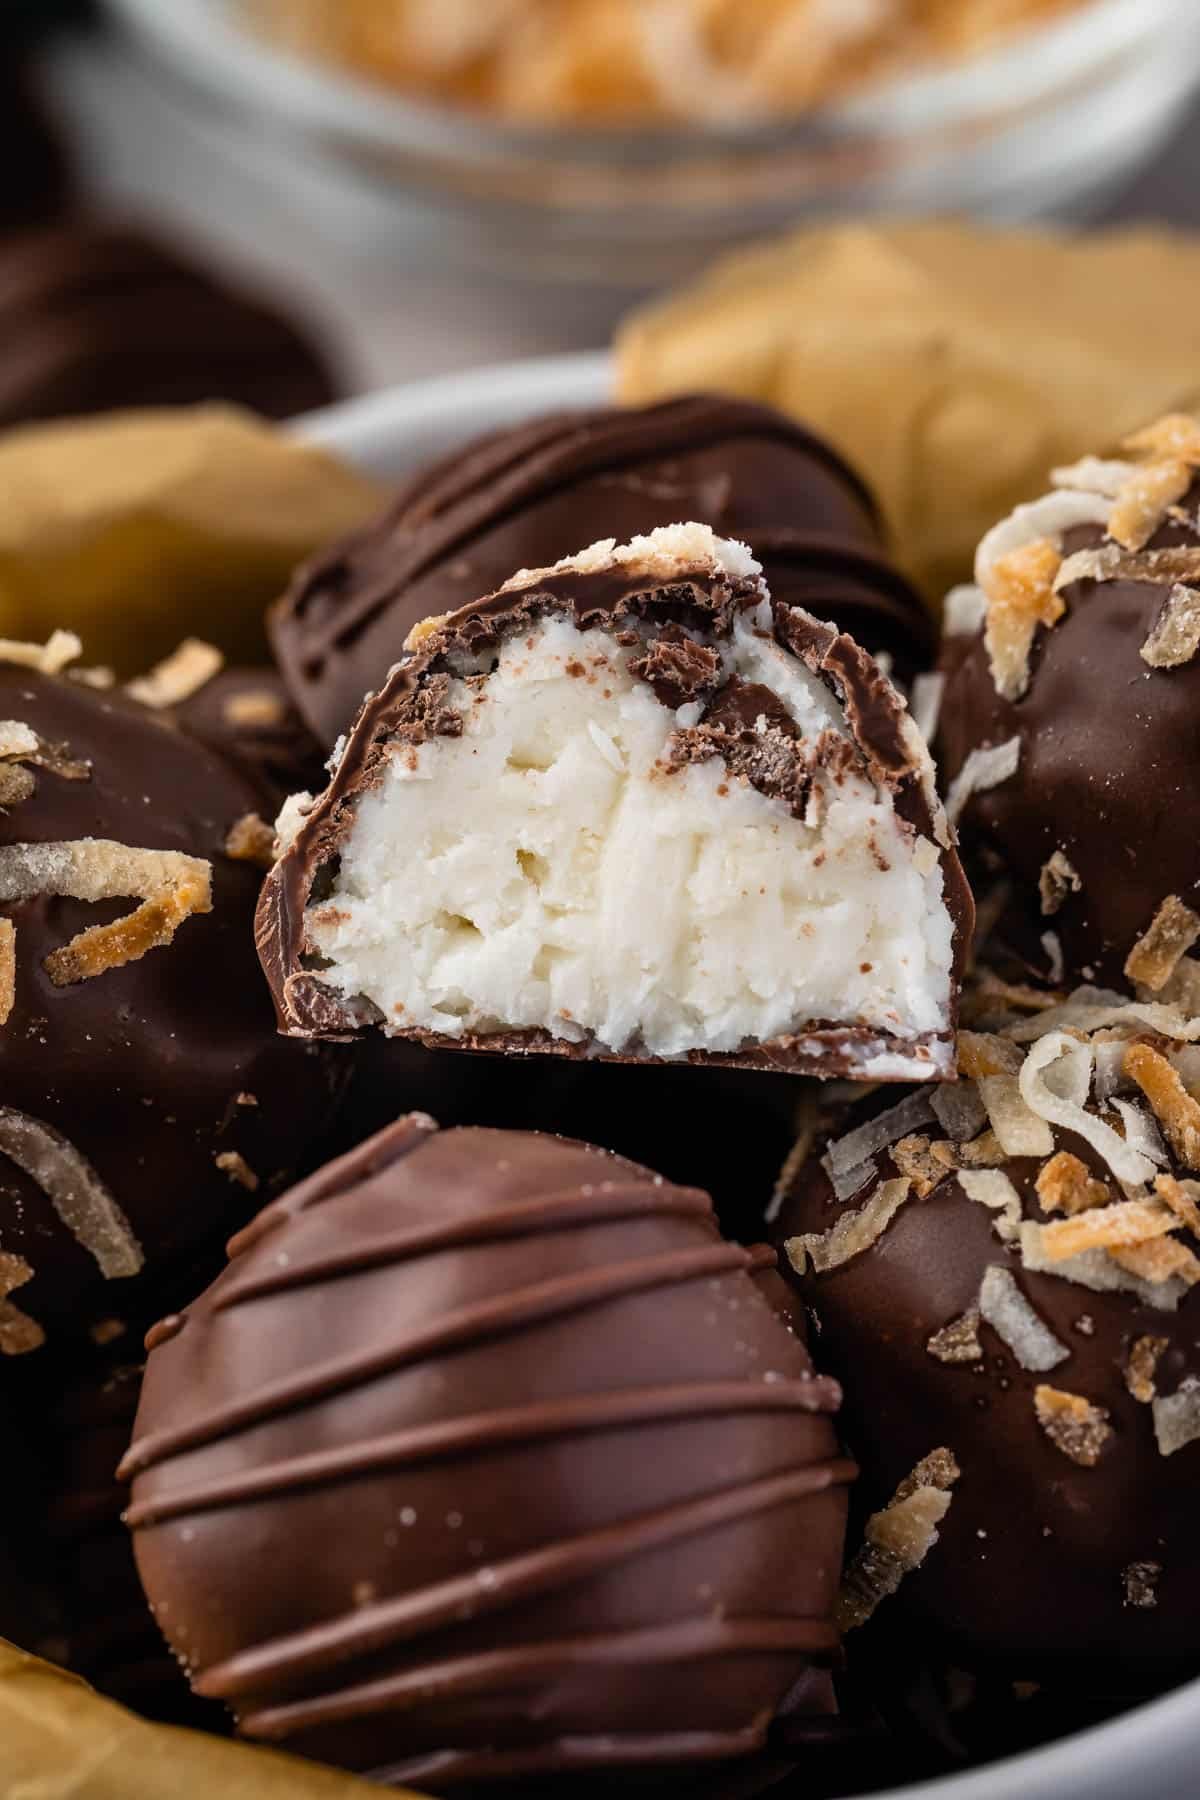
[
  {"x1": 296, "y1": 402, "x2": 878, "y2": 659},
  {"x1": 238, "y1": 1617, "x2": 836, "y2": 1742},
  {"x1": 214, "y1": 1181, "x2": 716, "y2": 1310},
  {"x1": 370, "y1": 1723, "x2": 772, "y2": 1787},
  {"x1": 120, "y1": 1243, "x2": 755, "y2": 1477},
  {"x1": 227, "y1": 1111, "x2": 438, "y2": 1256},
  {"x1": 195, "y1": 1466, "x2": 846, "y2": 1700},
  {"x1": 124, "y1": 1379, "x2": 844, "y2": 1528}
]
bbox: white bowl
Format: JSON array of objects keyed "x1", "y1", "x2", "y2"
[{"x1": 295, "y1": 352, "x2": 1200, "y2": 1800}]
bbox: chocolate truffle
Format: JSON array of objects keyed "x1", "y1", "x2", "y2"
[
  {"x1": 122, "y1": 1114, "x2": 853, "y2": 1791},
  {"x1": 172, "y1": 665, "x2": 328, "y2": 805},
  {"x1": 0, "y1": 648, "x2": 345, "y2": 1349},
  {"x1": 259, "y1": 524, "x2": 970, "y2": 1082},
  {"x1": 0, "y1": 223, "x2": 337, "y2": 429},
  {"x1": 938, "y1": 412, "x2": 1200, "y2": 989},
  {"x1": 271, "y1": 395, "x2": 933, "y2": 746},
  {"x1": 775, "y1": 991, "x2": 1200, "y2": 1682}
]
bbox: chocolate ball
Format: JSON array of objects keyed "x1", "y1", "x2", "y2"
[
  {"x1": 172, "y1": 666, "x2": 327, "y2": 806},
  {"x1": 271, "y1": 396, "x2": 933, "y2": 745},
  {"x1": 0, "y1": 661, "x2": 346, "y2": 1350},
  {"x1": 775, "y1": 1003, "x2": 1200, "y2": 1685},
  {"x1": 0, "y1": 223, "x2": 338, "y2": 429},
  {"x1": 123, "y1": 1116, "x2": 852, "y2": 1792},
  {"x1": 938, "y1": 419, "x2": 1200, "y2": 988}
]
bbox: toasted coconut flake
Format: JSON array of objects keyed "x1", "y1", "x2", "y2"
[
  {"x1": 1020, "y1": 1221, "x2": 1186, "y2": 1310},
  {"x1": 1036, "y1": 1151, "x2": 1111, "y2": 1217},
  {"x1": 1141, "y1": 584, "x2": 1200, "y2": 670},
  {"x1": 1152, "y1": 1376, "x2": 1200, "y2": 1456},
  {"x1": 0, "y1": 1107, "x2": 142, "y2": 1279},
  {"x1": 785, "y1": 1178, "x2": 911, "y2": 1278},
  {"x1": 1039, "y1": 851, "x2": 1082, "y2": 918},
  {"x1": 1006, "y1": 989, "x2": 1200, "y2": 1045},
  {"x1": 958, "y1": 1169, "x2": 1023, "y2": 1243},
  {"x1": 1034, "y1": 1386, "x2": 1113, "y2": 1466},
  {"x1": 0, "y1": 840, "x2": 212, "y2": 986},
  {"x1": 945, "y1": 738, "x2": 1022, "y2": 828},
  {"x1": 836, "y1": 1449, "x2": 960, "y2": 1634},
  {"x1": 767, "y1": 1089, "x2": 820, "y2": 1226},
  {"x1": 1060, "y1": 543, "x2": 1200, "y2": 594},
  {"x1": 932, "y1": 1081, "x2": 988, "y2": 1144},
  {"x1": 1122, "y1": 1562, "x2": 1162, "y2": 1610},
  {"x1": 0, "y1": 1252, "x2": 44, "y2": 1356},
  {"x1": 1157, "y1": 958, "x2": 1200, "y2": 1017},
  {"x1": 0, "y1": 764, "x2": 36, "y2": 808},
  {"x1": 1093, "y1": 1039, "x2": 1130, "y2": 1104},
  {"x1": 404, "y1": 612, "x2": 453, "y2": 653},
  {"x1": 824, "y1": 1093, "x2": 936, "y2": 1179},
  {"x1": 1021, "y1": 1033, "x2": 1158, "y2": 1189},
  {"x1": 1123, "y1": 413, "x2": 1200, "y2": 461},
  {"x1": 1050, "y1": 456, "x2": 1137, "y2": 497},
  {"x1": 910, "y1": 673, "x2": 945, "y2": 747},
  {"x1": 215, "y1": 1150, "x2": 259, "y2": 1193},
  {"x1": 1041, "y1": 932, "x2": 1064, "y2": 988},
  {"x1": 1108, "y1": 459, "x2": 1192, "y2": 553},
  {"x1": 1125, "y1": 1335, "x2": 1168, "y2": 1404},
  {"x1": 0, "y1": 722, "x2": 38, "y2": 758},
  {"x1": 69, "y1": 665, "x2": 116, "y2": 690},
  {"x1": 943, "y1": 585, "x2": 987, "y2": 638},
  {"x1": 979, "y1": 1265, "x2": 1069, "y2": 1371},
  {"x1": 1125, "y1": 897, "x2": 1200, "y2": 993},
  {"x1": 1155, "y1": 1173, "x2": 1200, "y2": 1234},
  {"x1": 955, "y1": 1130, "x2": 1008, "y2": 1169},
  {"x1": 1111, "y1": 1098, "x2": 1169, "y2": 1168},
  {"x1": 982, "y1": 538, "x2": 1064, "y2": 701},
  {"x1": 126, "y1": 639, "x2": 224, "y2": 709},
  {"x1": 891, "y1": 1135, "x2": 950, "y2": 1199},
  {"x1": 1036, "y1": 1197, "x2": 1176, "y2": 1262},
  {"x1": 0, "y1": 629, "x2": 82, "y2": 675},
  {"x1": 0, "y1": 918, "x2": 14, "y2": 1028},
  {"x1": 1125, "y1": 1042, "x2": 1200, "y2": 1169},
  {"x1": 976, "y1": 493, "x2": 1109, "y2": 593},
  {"x1": 959, "y1": 1031, "x2": 1023, "y2": 1079},
  {"x1": 927, "y1": 1310, "x2": 983, "y2": 1365},
  {"x1": 970, "y1": 971, "x2": 1063, "y2": 1019},
  {"x1": 224, "y1": 689, "x2": 288, "y2": 728},
  {"x1": 224, "y1": 812, "x2": 276, "y2": 868},
  {"x1": 1111, "y1": 1237, "x2": 1200, "y2": 1288},
  {"x1": 978, "y1": 1074, "x2": 1055, "y2": 1160}
]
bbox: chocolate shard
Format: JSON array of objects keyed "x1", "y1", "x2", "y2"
[
  {"x1": 122, "y1": 1114, "x2": 852, "y2": 1790},
  {"x1": 939, "y1": 414, "x2": 1200, "y2": 988},
  {"x1": 270, "y1": 395, "x2": 934, "y2": 746},
  {"x1": 775, "y1": 1004, "x2": 1200, "y2": 1682},
  {"x1": 258, "y1": 524, "x2": 971, "y2": 1081}
]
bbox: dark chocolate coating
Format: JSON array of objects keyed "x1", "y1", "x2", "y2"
[
  {"x1": 172, "y1": 667, "x2": 327, "y2": 806},
  {"x1": 0, "y1": 224, "x2": 337, "y2": 429},
  {"x1": 0, "y1": 67, "x2": 70, "y2": 238},
  {"x1": 123, "y1": 1116, "x2": 852, "y2": 1791},
  {"x1": 0, "y1": 668, "x2": 346, "y2": 1348},
  {"x1": 776, "y1": 1106, "x2": 1200, "y2": 1683},
  {"x1": 259, "y1": 553, "x2": 971, "y2": 1078},
  {"x1": 938, "y1": 505, "x2": 1200, "y2": 986},
  {"x1": 270, "y1": 398, "x2": 932, "y2": 746}
]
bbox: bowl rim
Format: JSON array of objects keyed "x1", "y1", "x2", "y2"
[
  {"x1": 293, "y1": 347, "x2": 1200, "y2": 1800},
  {"x1": 101, "y1": 0, "x2": 1193, "y2": 187}
]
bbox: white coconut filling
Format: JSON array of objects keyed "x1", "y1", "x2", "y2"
[{"x1": 302, "y1": 608, "x2": 955, "y2": 1061}]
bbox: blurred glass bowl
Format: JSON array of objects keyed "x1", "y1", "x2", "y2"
[{"x1": 103, "y1": 0, "x2": 1200, "y2": 284}]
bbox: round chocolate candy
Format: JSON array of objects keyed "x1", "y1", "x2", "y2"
[
  {"x1": 271, "y1": 395, "x2": 933, "y2": 745},
  {"x1": 938, "y1": 414, "x2": 1200, "y2": 989},
  {"x1": 775, "y1": 998, "x2": 1200, "y2": 1684},
  {"x1": 172, "y1": 666, "x2": 328, "y2": 806},
  {"x1": 0, "y1": 657, "x2": 346, "y2": 1351},
  {"x1": 122, "y1": 1115, "x2": 853, "y2": 1792},
  {"x1": 0, "y1": 223, "x2": 338, "y2": 429}
]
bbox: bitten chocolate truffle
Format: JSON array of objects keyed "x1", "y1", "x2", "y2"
[
  {"x1": 775, "y1": 989, "x2": 1200, "y2": 1681},
  {"x1": 259, "y1": 525, "x2": 970, "y2": 1082},
  {"x1": 122, "y1": 1115, "x2": 853, "y2": 1791},
  {"x1": 0, "y1": 646, "x2": 345, "y2": 1349},
  {"x1": 938, "y1": 412, "x2": 1200, "y2": 990},
  {"x1": 0, "y1": 223, "x2": 337, "y2": 428},
  {"x1": 271, "y1": 395, "x2": 933, "y2": 746}
]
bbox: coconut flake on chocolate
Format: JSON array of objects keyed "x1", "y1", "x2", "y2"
[
  {"x1": 1036, "y1": 1150, "x2": 1111, "y2": 1217},
  {"x1": 0, "y1": 1252, "x2": 44, "y2": 1355},
  {"x1": 0, "y1": 839, "x2": 213, "y2": 985},
  {"x1": 0, "y1": 629, "x2": 82, "y2": 674},
  {"x1": 1036, "y1": 1198, "x2": 1177, "y2": 1262},
  {"x1": 785, "y1": 1177, "x2": 911, "y2": 1276},
  {"x1": 1050, "y1": 456, "x2": 1136, "y2": 497},
  {"x1": 926, "y1": 1310, "x2": 983, "y2": 1364},
  {"x1": 1126, "y1": 1335, "x2": 1168, "y2": 1403},
  {"x1": 0, "y1": 918, "x2": 13, "y2": 1028},
  {"x1": 978, "y1": 1265, "x2": 1069, "y2": 1371},
  {"x1": 126, "y1": 639, "x2": 225, "y2": 709},
  {"x1": 1141, "y1": 584, "x2": 1200, "y2": 670},
  {"x1": 1123, "y1": 413, "x2": 1200, "y2": 461},
  {"x1": 224, "y1": 813, "x2": 276, "y2": 868},
  {"x1": 1125, "y1": 897, "x2": 1200, "y2": 992},
  {"x1": 945, "y1": 738, "x2": 1021, "y2": 829},
  {"x1": 1020, "y1": 1033, "x2": 1158, "y2": 1190},
  {"x1": 1125, "y1": 1043, "x2": 1200, "y2": 1170},
  {"x1": 943, "y1": 585, "x2": 987, "y2": 637},
  {"x1": 0, "y1": 1108, "x2": 142, "y2": 1279},
  {"x1": 1112, "y1": 1099, "x2": 1169, "y2": 1169},
  {"x1": 1018, "y1": 1224, "x2": 1187, "y2": 1311},
  {"x1": 1033, "y1": 1386, "x2": 1113, "y2": 1467},
  {"x1": 956, "y1": 1168, "x2": 1021, "y2": 1242},
  {"x1": 1108, "y1": 460, "x2": 1193, "y2": 553},
  {"x1": 1152, "y1": 1376, "x2": 1200, "y2": 1456},
  {"x1": 823, "y1": 1091, "x2": 936, "y2": 1181},
  {"x1": 981, "y1": 539, "x2": 1064, "y2": 702},
  {"x1": 891, "y1": 1135, "x2": 950, "y2": 1198},
  {"x1": 931, "y1": 1080, "x2": 988, "y2": 1143},
  {"x1": 1123, "y1": 1562, "x2": 1162, "y2": 1609},
  {"x1": 1039, "y1": 852, "x2": 1082, "y2": 918},
  {"x1": 835, "y1": 1449, "x2": 960, "y2": 1634},
  {"x1": 261, "y1": 525, "x2": 968, "y2": 1078}
]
